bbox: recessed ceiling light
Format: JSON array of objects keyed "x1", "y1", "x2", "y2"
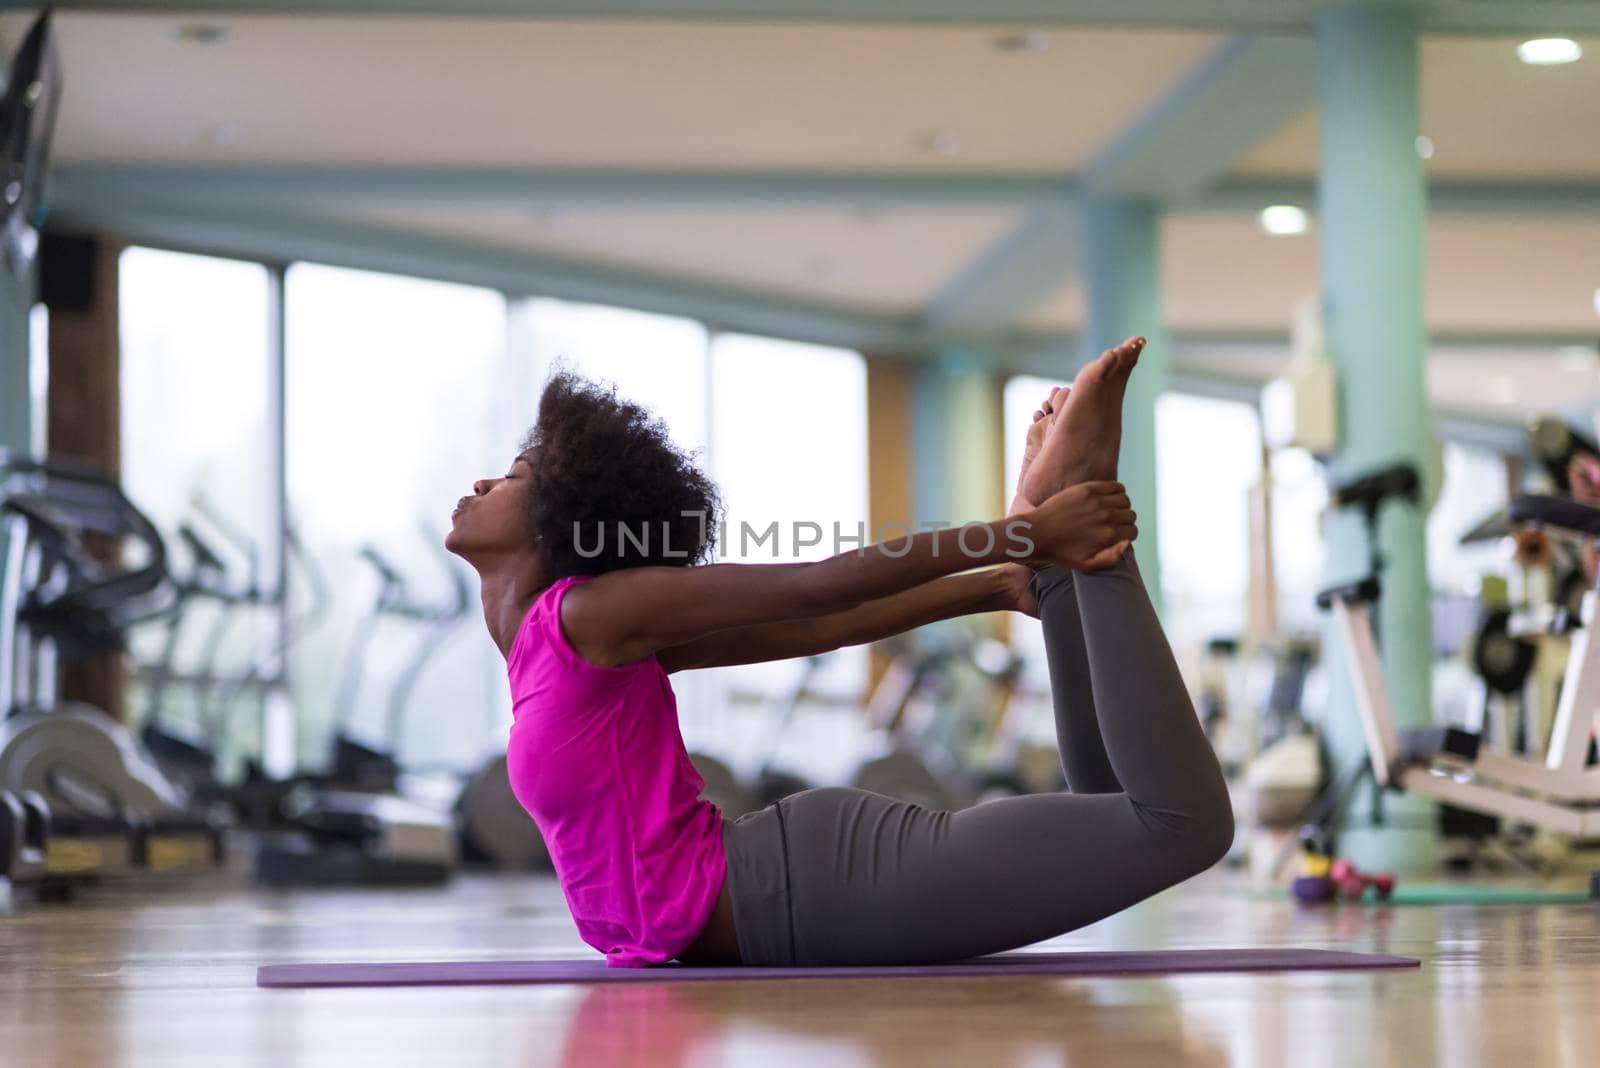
[
  {"x1": 995, "y1": 31, "x2": 1050, "y2": 53},
  {"x1": 173, "y1": 23, "x2": 229, "y2": 46},
  {"x1": 1259, "y1": 205, "x2": 1309, "y2": 236},
  {"x1": 918, "y1": 129, "x2": 962, "y2": 157},
  {"x1": 1415, "y1": 135, "x2": 1436, "y2": 160},
  {"x1": 1517, "y1": 38, "x2": 1582, "y2": 65}
]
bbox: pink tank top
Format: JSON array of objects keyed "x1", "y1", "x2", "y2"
[{"x1": 504, "y1": 574, "x2": 728, "y2": 967}]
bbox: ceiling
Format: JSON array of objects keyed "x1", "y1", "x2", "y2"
[
  {"x1": 39, "y1": 16, "x2": 1225, "y2": 169},
  {"x1": 1239, "y1": 34, "x2": 1600, "y2": 179},
  {"x1": 1027, "y1": 214, "x2": 1600, "y2": 335},
  {"x1": 6, "y1": 9, "x2": 1600, "y2": 421},
  {"x1": 316, "y1": 200, "x2": 1023, "y2": 314}
]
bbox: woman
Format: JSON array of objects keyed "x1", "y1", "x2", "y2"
[{"x1": 445, "y1": 335, "x2": 1233, "y2": 968}]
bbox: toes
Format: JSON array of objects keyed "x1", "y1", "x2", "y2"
[{"x1": 1113, "y1": 336, "x2": 1145, "y2": 371}]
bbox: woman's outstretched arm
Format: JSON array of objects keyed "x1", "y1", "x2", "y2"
[
  {"x1": 563, "y1": 481, "x2": 1133, "y2": 667},
  {"x1": 656, "y1": 566, "x2": 1032, "y2": 673}
]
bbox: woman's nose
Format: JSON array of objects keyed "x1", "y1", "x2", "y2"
[{"x1": 473, "y1": 479, "x2": 491, "y2": 495}]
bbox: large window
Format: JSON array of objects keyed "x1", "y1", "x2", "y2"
[
  {"x1": 119, "y1": 248, "x2": 276, "y2": 772},
  {"x1": 285, "y1": 264, "x2": 509, "y2": 773},
  {"x1": 122, "y1": 259, "x2": 876, "y2": 785},
  {"x1": 706, "y1": 333, "x2": 869, "y2": 781},
  {"x1": 512, "y1": 298, "x2": 709, "y2": 455},
  {"x1": 1155, "y1": 393, "x2": 1263, "y2": 655},
  {"x1": 1268, "y1": 446, "x2": 1332, "y2": 634},
  {"x1": 1428, "y1": 442, "x2": 1510, "y2": 597}
]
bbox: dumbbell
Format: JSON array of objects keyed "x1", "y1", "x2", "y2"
[
  {"x1": 1330, "y1": 857, "x2": 1396, "y2": 901},
  {"x1": 1290, "y1": 849, "x2": 1335, "y2": 903}
]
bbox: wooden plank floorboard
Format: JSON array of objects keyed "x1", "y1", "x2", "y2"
[{"x1": 3, "y1": 870, "x2": 1598, "y2": 1067}]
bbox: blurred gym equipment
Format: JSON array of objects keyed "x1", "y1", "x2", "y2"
[
  {"x1": 0, "y1": 453, "x2": 223, "y2": 889},
  {"x1": 1317, "y1": 463, "x2": 1600, "y2": 843},
  {"x1": 745, "y1": 654, "x2": 824, "y2": 810},
  {"x1": 252, "y1": 536, "x2": 466, "y2": 886},
  {"x1": 138, "y1": 501, "x2": 328, "y2": 804},
  {"x1": 850, "y1": 628, "x2": 1049, "y2": 811}
]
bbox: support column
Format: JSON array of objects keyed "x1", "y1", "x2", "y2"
[
  {"x1": 41, "y1": 232, "x2": 126, "y2": 722},
  {"x1": 910, "y1": 348, "x2": 1005, "y2": 532},
  {"x1": 1080, "y1": 195, "x2": 1168, "y2": 615},
  {"x1": 1316, "y1": 5, "x2": 1436, "y2": 872},
  {"x1": 868, "y1": 352, "x2": 1008, "y2": 688},
  {"x1": 865, "y1": 356, "x2": 916, "y2": 693}
]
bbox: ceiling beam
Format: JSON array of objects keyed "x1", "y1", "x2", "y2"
[
  {"x1": 11, "y1": 1, "x2": 1600, "y2": 35},
  {"x1": 919, "y1": 33, "x2": 1312, "y2": 342},
  {"x1": 51, "y1": 165, "x2": 1600, "y2": 218},
  {"x1": 46, "y1": 196, "x2": 1596, "y2": 358},
  {"x1": 48, "y1": 165, "x2": 1072, "y2": 209},
  {"x1": 1083, "y1": 35, "x2": 1316, "y2": 202},
  {"x1": 1202, "y1": 178, "x2": 1600, "y2": 216},
  {"x1": 48, "y1": 199, "x2": 925, "y2": 353},
  {"x1": 917, "y1": 203, "x2": 1079, "y2": 340}
]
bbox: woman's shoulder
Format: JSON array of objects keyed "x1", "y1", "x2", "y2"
[{"x1": 512, "y1": 574, "x2": 654, "y2": 680}]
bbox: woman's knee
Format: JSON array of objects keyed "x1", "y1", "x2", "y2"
[
  {"x1": 1193, "y1": 792, "x2": 1236, "y2": 870},
  {"x1": 1129, "y1": 789, "x2": 1234, "y2": 874}
]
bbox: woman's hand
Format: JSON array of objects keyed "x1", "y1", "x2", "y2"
[{"x1": 1018, "y1": 481, "x2": 1137, "y2": 572}]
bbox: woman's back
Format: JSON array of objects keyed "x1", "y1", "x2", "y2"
[{"x1": 505, "y1": 574, "x2": 728, "y2": 967}]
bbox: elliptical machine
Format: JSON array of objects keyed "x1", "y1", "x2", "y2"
[
  {"x1": 137, "y1": 505, "x2": 334, "y2": 830},
  {"x1": 0, "y1": 452, "x2": 222, "y2": 886},
  {"x1": 252, "y1": 533, "x2": 467, "y2": 886}
]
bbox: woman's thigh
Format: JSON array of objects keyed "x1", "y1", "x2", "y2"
[{"x1": 778, "y1": 786, "x2": 1200, "y2": 966}]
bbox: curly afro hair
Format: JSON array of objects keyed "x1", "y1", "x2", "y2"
[{"x1": 519, "y1": 368, "x2": 722, "y2": 577}]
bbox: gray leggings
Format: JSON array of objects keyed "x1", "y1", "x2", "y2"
[{"x1": 720, "y1": 550, "x2": 1235, "y2": 966}]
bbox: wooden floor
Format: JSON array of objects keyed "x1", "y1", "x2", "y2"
[{"x1": 3, "y1": 865, "x2": 1598, "y2": 1068}]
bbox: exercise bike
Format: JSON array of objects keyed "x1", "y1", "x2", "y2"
[{"x1": 1315, "y1": 463, "x2": 1600, "y2": 852}]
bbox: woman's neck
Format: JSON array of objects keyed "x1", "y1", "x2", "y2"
[{"x1": 475, "y1": 558, "x2": 549, "y2": 658}]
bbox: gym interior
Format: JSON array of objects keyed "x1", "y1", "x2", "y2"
[{"x1": 3, "y1": 2, "x2": 1599, "y2": 1066}]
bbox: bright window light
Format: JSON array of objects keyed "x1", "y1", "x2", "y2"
[
  {"x1": 1517, "y1": 38, "x2": 1582, "y2": 65},
  {"x1": 1259, "y1": 205, "x2": 1309, "y2": 236}
]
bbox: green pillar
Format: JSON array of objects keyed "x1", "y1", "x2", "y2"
[
  {"x1": 910, "y1": 347, "x2": 1003, "y2": 535},
  {"x1": 1081, "y1": 195, "x2": 1166, "y2": 615},
  {"x1": 1317, "y1": 5, "x2": 1436, "y2": 873}
]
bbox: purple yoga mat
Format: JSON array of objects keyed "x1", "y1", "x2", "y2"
[{"x1": 257, "y1": 948, "x2": 1418, "y2": 988}]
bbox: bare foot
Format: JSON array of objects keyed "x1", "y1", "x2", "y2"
[
  {"x1": 1018, "y1": 336, "x2": 1144, "y2": 505},
  {"x1": 1009, "y1": 386, "x2": 1066, "y2": 516}
]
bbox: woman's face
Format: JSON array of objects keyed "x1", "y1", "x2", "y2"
[{"x1": 444, "y1": 453, "x2": 534, "y2": 561}]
